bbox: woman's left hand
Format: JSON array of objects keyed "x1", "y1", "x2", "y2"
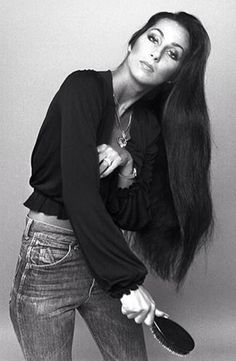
[{"x1": 97, "y1": 144, "x2": 132, "y2": 178}]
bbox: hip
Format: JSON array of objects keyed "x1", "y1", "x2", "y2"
[
  {"x1": 10, "y1": 216, "x2": 94, "y2": 303},
  {"x1": 28, "y1": 210, "x2": 73, "y2": 230}
]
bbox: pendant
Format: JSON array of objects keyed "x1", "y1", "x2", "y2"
[{"x1": 117, "y1": 132, "x2": 128, "y2": 148}]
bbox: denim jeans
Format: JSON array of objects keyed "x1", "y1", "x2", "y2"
[{"x1": 9, "y1": 216, "x2": 148, "y2": 361}]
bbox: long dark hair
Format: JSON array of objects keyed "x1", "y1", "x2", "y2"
[{"x1": 128, "y1": 12, "x2": 214, "y2": 286}]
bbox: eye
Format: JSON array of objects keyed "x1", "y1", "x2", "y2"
[
  {"x1": 167, "y1": 49, "x2": 179, "y2": 61},
  {"x1": 148, "y1": 34, "x2": 160, "y2": 44}
]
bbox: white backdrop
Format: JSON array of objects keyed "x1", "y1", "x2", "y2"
[{"x1": 1, "y1": 1, "x2": 236, "y2": 360}]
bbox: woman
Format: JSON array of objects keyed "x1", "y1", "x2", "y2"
[{"x1": 9, "y1": 11, "x2": 213, "y2": 361}]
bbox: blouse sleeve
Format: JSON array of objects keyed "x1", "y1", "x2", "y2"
[
  {"x1": 58, "y1": 71, "x2": 147, "y2": 298},
  {"x1": 107, "y1": 114, "x2": 160, "y2": 231}
]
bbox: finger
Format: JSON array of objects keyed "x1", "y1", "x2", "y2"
[
  {"x1": 121, "y1": 306, "x2": 130, "y2": 315},
  {"x1": 126, "y1": 312, "x2": 138, "y2": 319},
  {"x1": 99, "y1": 164, "x2": 107, "y2": 175},
  {"x1": 98, "y1": 153, "x2": 105, "y2": 164},
  {"x1": 98, "y1": 151, "x2": 111, "y2": 165},
  {"x1": 142, "y1": 302, "x2": 156, "y2": 327},
  {"x1": 99, "y1": 159, "x2": 109, "y2": 175},
  {"x1": 97, "y1": 144, "x2": 108, "y2": 153},
  {"x1": 134, "y1": 309, "x2": 150, "y2": 324},
  {"x1": 127, "y1": 311, "x2": 145, "y2": 320},
  {"x1": 100, "y1": 158, "x2": 120, "y2": 178},
  {"x1": 121, "y1": 306, "x2": 140, "y2": 316},
  {"x1": 133, "y1": 302, "x2": 151, "y2": 324},
  {"x1": 155, "y1": 308, "x2": 169, "y2": 319},
  {"x1": 99, "y1": 157, "x2": 114, "y2": 176}
]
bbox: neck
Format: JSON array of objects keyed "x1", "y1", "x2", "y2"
[{"x1": 111, "y1": 63, "x2": 151, "y2": 116}]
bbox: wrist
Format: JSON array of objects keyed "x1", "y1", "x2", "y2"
[
  {"x1": 119, "y1": 158, "x2": 133, "y2": 176},
  {"x1": 118, "y1": 167, "x2": 137, "y2": 179}
]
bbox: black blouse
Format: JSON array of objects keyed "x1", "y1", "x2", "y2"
[{"x1": 24, "y1": 70, "x2": 161, "y2": 298}]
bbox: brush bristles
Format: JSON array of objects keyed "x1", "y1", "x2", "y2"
[{"x1": 150, "y1": 326, "x2": 189, "y2": 357}]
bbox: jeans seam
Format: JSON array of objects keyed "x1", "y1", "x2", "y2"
[
  {"x1": 26, "y1": 233, "x2": 36, "y2": 262},
  {"x1": 15, "y1": 262, "x2": 31, "y2": 361},
  {"x1": 9, "y1": 254, "x2": 22, "y2": 302},
  {"x1": 13, "y1": 232, "x2": 74, "y2": 361},
  {"x1": 15, "y1": 233, "x2": 37, "y2": 361},
  {"x1": 83, "y1": 278, "x2": 95, "y2": 304}
]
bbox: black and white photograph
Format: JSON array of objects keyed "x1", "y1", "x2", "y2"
[{"x1": 1, "y1": 1, "x2": 236, "y2": 360}]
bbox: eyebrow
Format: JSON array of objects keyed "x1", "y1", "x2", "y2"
[{"x1": 151, "y1": 28, "x2": 185, "y2": 52}]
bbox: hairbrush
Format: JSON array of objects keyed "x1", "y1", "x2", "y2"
[{"x1": 150, "y1": 316, "x2": 195, "y2": 356}]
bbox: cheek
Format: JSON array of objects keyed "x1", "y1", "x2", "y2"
[
  {"x1": 157, "y1": 59, "x2": 179, "y2": 80},
  {"x1": 127, "y1": 42, "x2": 151, "y2": 72}
]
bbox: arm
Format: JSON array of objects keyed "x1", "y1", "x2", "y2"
[
  {"x1": 58, "y1": 71, "x2": 147, "y2": 297},
  {"x1": 117, "y1": 158, "x2": 136, "y2": 188}
]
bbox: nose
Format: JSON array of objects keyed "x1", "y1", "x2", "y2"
[{"x1": 150, "y1": 48, "x2": 162, "y2": 62}]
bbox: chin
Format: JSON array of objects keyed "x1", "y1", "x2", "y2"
[{"x1": 131, "y1": 68, "x2": 155, "y2": 86}]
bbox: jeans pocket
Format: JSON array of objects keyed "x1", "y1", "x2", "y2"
[{"x1": 28, "y1": 233, "x2": 72, "y2": 268}]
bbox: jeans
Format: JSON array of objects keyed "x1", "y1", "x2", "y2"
[{"x1": 9, "y1": 216, "x2": 148, "y2": 361}]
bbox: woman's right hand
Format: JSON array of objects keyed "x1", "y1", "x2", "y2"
[
  {"x1": 97, "y1": 143, "x2": 133, "y2": 178},
  {"x1": 120, "y1": 285, "x2": 169, "y2": 327}
]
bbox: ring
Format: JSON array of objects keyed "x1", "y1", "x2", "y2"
[{"x1": 104, "y1": 157, "x2": 112, "y2": 167}]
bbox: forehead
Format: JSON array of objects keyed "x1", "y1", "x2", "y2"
[{"x1": 147, "y1": 18, "x2": 189, "y2": 50}]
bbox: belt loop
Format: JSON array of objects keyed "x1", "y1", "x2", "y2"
[{"x1": 24, "y1": 216, "x2": 34, "y2": 238}]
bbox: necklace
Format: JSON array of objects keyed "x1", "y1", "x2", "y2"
[{"x1": 113, "y1": 94, "x2": 132, "y2": 148}]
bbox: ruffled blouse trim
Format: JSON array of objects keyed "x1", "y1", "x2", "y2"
[{"x1": 24, "y1": 190, "x2": 68, "y2": 219}]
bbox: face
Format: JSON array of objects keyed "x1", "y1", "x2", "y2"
[{"x1": 127, "y1": 18, "x2": 190, "y2": 88}]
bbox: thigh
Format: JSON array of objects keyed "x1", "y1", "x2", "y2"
[
  {"x1": 78, "y1": 282, "x2": 148, "y2": 361},
  {"x1": 9, "y1": 230, "x2": 79, "y2": 361}
]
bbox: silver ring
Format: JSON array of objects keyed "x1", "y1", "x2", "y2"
[{"x1": 104, "y1": 157, "x2": 112, "y2": 167}]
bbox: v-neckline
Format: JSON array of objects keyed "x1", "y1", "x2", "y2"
[{"x1": 98, "y1": 70, "x2": 136, "y2": 147}]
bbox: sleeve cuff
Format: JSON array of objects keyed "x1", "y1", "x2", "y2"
[{"x1": 110, "y1": 280, "x2": 143, "y2": 299}]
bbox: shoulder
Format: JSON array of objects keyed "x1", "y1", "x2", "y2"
[
  {"x1": 56, "y1": 70, "x2": 107, "y2": 113},
  {"x1": 60, "y1": 69, "x2": 104, "y2": 95}
]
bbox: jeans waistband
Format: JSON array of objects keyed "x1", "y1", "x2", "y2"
[{"x1": 24, "y1": 216, "x2": 76, "y2": 240}]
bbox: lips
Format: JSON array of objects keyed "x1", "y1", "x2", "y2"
[{"x1": 140, "y1": 61, "x2": 154, "y2": 73}]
